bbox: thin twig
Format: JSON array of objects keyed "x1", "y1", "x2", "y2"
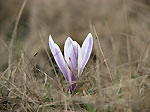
[
  {"x1": 8, "y1": 0, "x2": 26, "y2": 66},
  {"x1": 0, "y1": 39, "x2": 9, "y2": 52},
  {"x1": 123, "y1": 0, "x2": 132, "y2": 111},
  {"x1": 8, "y1": 0, "x2": 27, "y2": 87},
  {"x1": 91, "y1": 25, "x2": 113, "y2": 81}
]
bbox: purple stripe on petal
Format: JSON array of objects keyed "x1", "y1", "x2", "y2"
[
  {"x1": 64, "y1": 37, "x2": 79, "y2": 75},
  {"x1": 49, "y1": 35, "x2": 69, "y2": 82},
  {"x1": 70, "y1": 72, "x2": 76, "y2": 93},
  {"x1": 78, "y1": 33, "x2": 93, "y2": 76},
  {"x1": 64, "y1": 37, "x2": 80, "y2": 91},
  {"x1": 70, "y1": 83, "x2": 76, "y2": 94}
]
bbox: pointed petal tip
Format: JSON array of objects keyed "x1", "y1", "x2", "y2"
[
  {"x1": 87, "y1": 33, "x2": 93, "y2": 45},
  {"x1": 65, "y1": 37, "x2": 73, "y2": 45},
  {"x1": 49, "y1": 35, "x2": 54, "y2": 45},
  {"x1": 87, "y1": 33, "x2": 93, "y2": 39},
  {"x1": 49, "y1": 35, "x2": 52, "y2": 38},
  {"x1": 66, "y1": 37, "x2": 73, "y2": 42},
  {"x1": 67, "y1": 36, "x2": 71, "y2": 39},
  {"x1": 78, "y1": 33, "x2": 93, "y2": 76},
  {"x1": 88, "y1": 33, "x2": 92, "y2": 35},
  {"x1": 49, "y1": 35, "x2": 53, "y2": 42}
]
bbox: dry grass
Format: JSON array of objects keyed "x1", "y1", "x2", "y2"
[{"x1": 0, "y1": 0, "x2": 150, "y2": 111}]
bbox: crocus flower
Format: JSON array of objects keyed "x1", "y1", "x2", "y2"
[{"x1": 49, "y1": 33, "x2": 93, "y2": 93}]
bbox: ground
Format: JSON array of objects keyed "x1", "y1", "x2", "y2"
[{"x1": 0, "y1": 0, "x2": 150, "y2": 111}]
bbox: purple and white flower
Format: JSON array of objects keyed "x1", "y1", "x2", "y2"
[{"x1": 49, "y1": 33, "x2": 93, "y2": 93}]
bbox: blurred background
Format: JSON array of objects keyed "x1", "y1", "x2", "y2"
[
  {"x1": 1, "y1": 0, "x2": 150, "y2": 72},
  {"x1": 1, "y1": 0, "x2": 150, "y2": 111}
]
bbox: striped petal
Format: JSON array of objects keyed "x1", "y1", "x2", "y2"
[
  {"x1": 64, "y1": 37, "x2": 79, "y2": 75},
  {"x1": 49, "y1": 35, "x2": 69, "y2": 82},
  {"x1": 64, "y1": 37, "x2": 80, "y2": 92},
  {"x1": 78, "y1": 33, "x2": 93, "y2": 76}
]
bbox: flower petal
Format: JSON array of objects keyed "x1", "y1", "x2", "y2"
[
  {"x1": 49, "y1": 35, "x2": 69, "y2": 82},
  {"x1": 70, "y1": 83, "x2": 76, "y2": 94},
  {"x1": 64, "y1": 37, "x2": 79, "y2": 75},
  {"x1": 64, "y1": 37, "x2": 81, "y2": 92},
  {"x1": 78, "y1": 33, "x2": 93, "y2": 76}
]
